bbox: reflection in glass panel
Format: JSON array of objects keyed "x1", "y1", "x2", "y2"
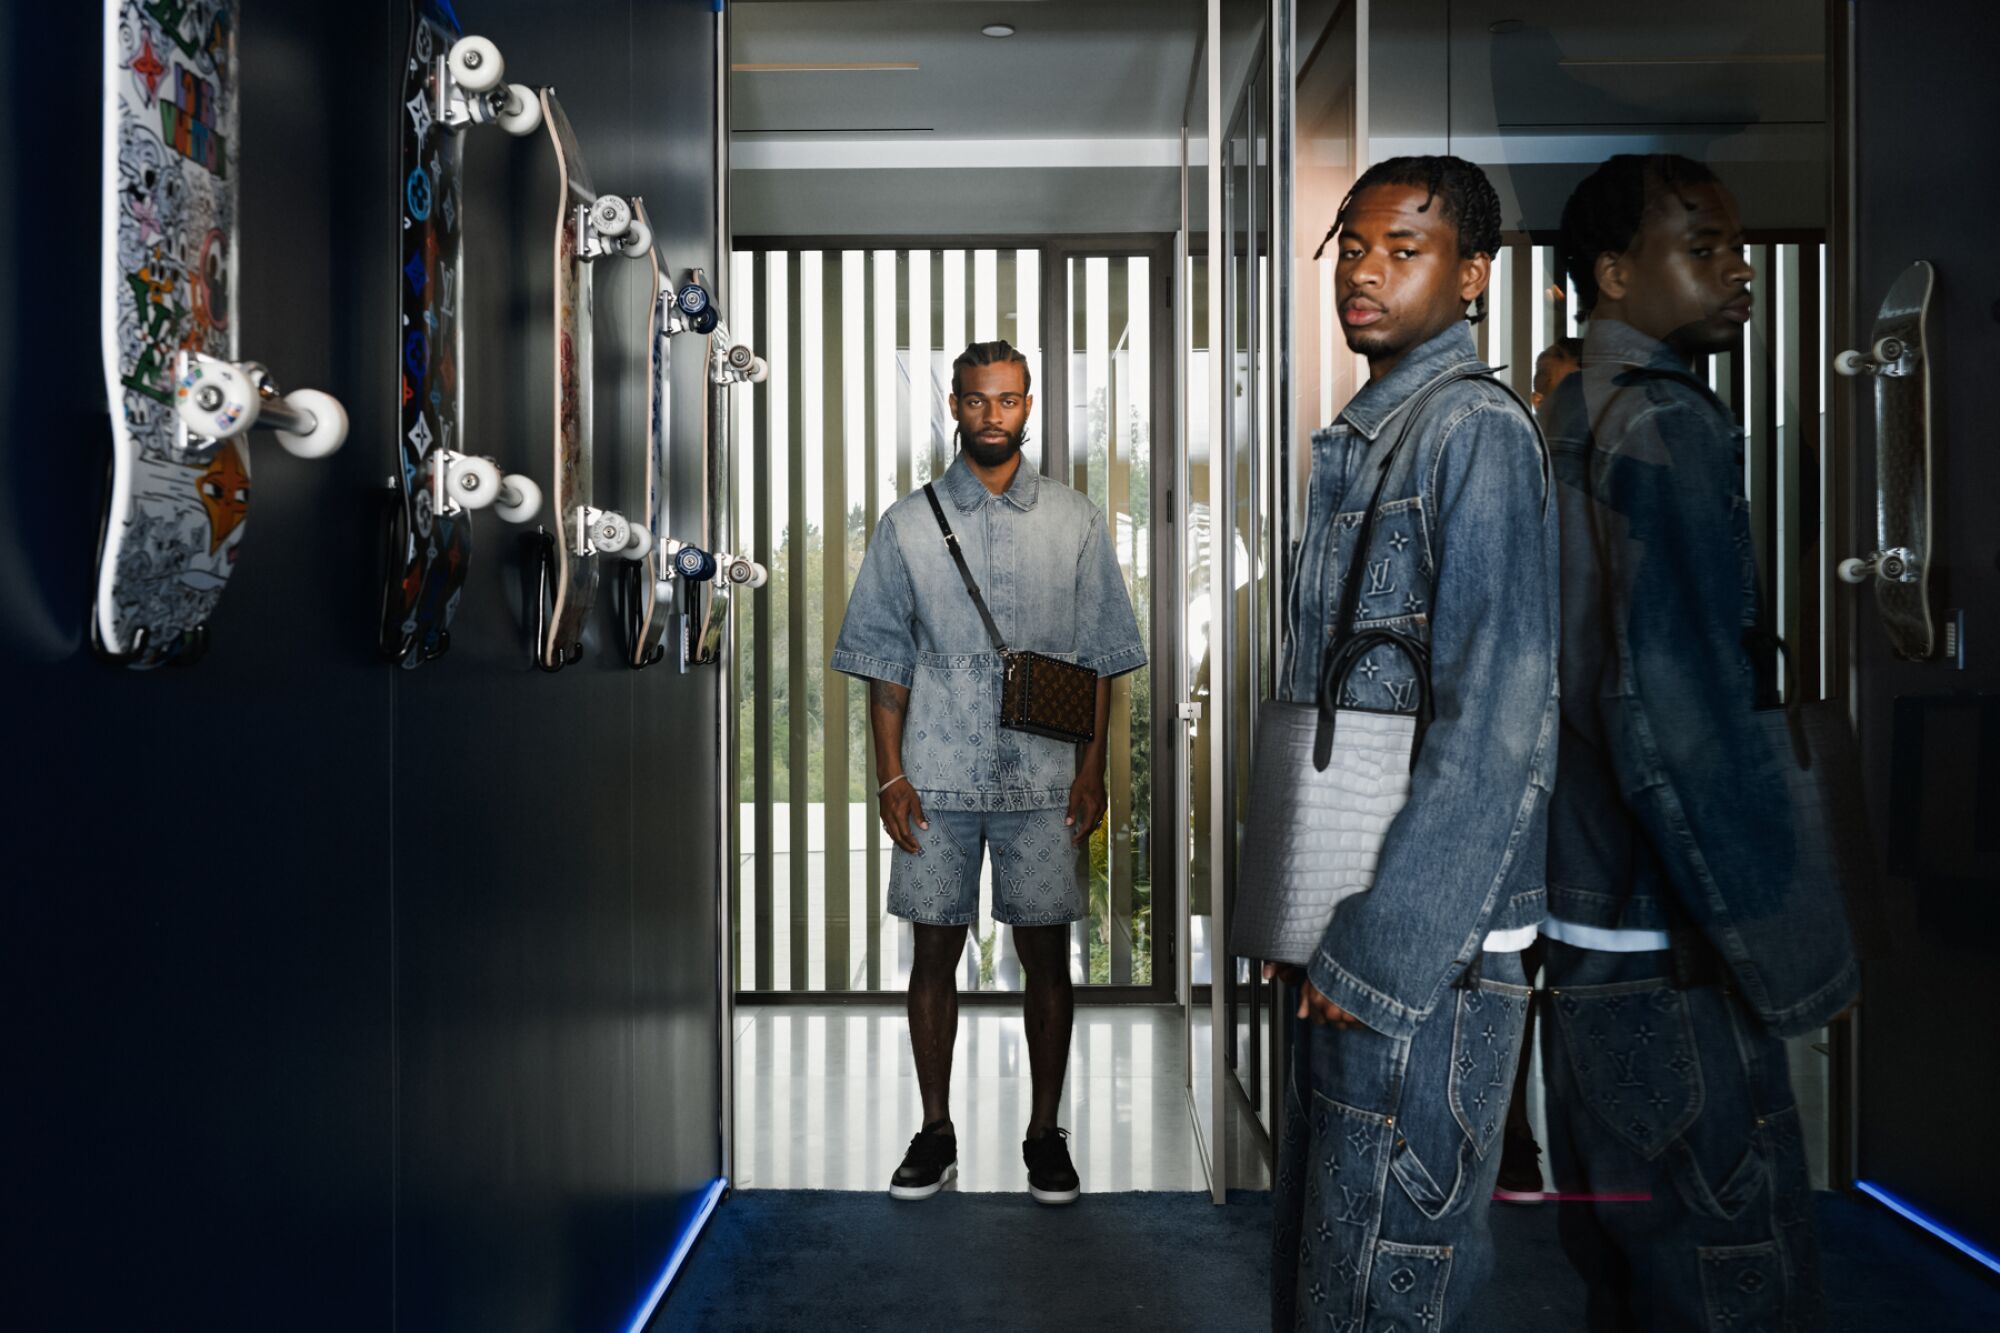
[{"x1": 1066, "y1": 256, "x2": 1157, "y2": 987}]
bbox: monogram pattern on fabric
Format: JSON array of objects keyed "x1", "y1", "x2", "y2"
[
  {"x1": 1326, "y1": 496, "x2": 1428, "y2": 714},
  {"x1": 987, "y1": 810, "x2": 1088, "y2": 925},
  {"x1": 1552, "y1": 981, "x2": 1704, "y2": 1159},
  {"x1": 1697, "y1": 1241, "x2": 1785, "y2": 1333},
  {"x1": 1448, "y1": 983, "x2": 1531, "y2": 1158}
]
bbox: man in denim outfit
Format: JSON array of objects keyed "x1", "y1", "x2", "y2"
[
  {"x1": 1265, "y1": 156, "x2": 1559, "y2": 1331},
  {"x1": 831, "y1": 340, "x2": 1144, "y2": 1206},
  {"x1": 1541, "y1": 154, "x2": 1857, "y2": 1330}
]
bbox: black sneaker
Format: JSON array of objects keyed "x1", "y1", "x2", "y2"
[
  {"x1": 1023, "y1": 1127, "x2": 1080, "y2": 1206},
  {"x1": 1494, "y1": 1131, "x2": 1544, "y2": 1201},
  {"x1": 889, "y1": 1121, "x2": 958, "y2": 1201}
]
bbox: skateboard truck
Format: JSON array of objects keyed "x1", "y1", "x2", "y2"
[
  {"x1": 1833, "y1": 335, "x2": 1917, "y2": 378},
  {"x1": 437, "y1": 35, "x2": 542, "y2": 137},
  {"x1": 711, "y1": 335, "x2": 769, "y2": 385},
  {"x1": 427, "y1": 450, "x2": 543, "y2": 523},
  {"x1": 173, "y1": 350, "x2": 348, "y2": 460},
  {"x1": 579, "y1": 195, "x2": 653, "y2": 262},
  {"x1": 1838, "y1": 547, "x2": 1922, "y2": 585},
  {"x1": 575, "y1": 505, "x2": 652, "y2": 561},
  {"x1": 662, "y1": 278, "x2": 719, "y2": 336}
]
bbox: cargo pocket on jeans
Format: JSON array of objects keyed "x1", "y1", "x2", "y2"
[
  {"x1": 1698, "y1": 1241, "x2": 1783, "y2": 1332},
  {"x1": 1448, "y1": 979, "x2": 1531, "y2": 1160},
  {"x1": 1368, "y1": 1240, "x2": 1452, "y2": 1331},
  {"x1": 1551, "y1": 979, "x2": 1703, "y2": 1160}
]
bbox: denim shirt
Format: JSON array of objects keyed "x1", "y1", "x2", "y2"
[
  {"x1": 1544, "y1": 319, "x2": 1857, "y2": 1036},
  {"x1": 1281, "y1": 321, "x2": 1560, "y2": 1042},
  {"x1": 831, "y1": 454, "x2": 1146, "y2": 811}
]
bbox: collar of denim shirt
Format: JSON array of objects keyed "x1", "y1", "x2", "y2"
[
  {"x1": 1334, "y1": 320, "x2": 1486, "y2": 441},
  {"x1": 940, "y1": 448, "x2": 1042, "y2": 512},
  {"x1": 1581, "y1": 317, "x2": 1736, "y2": 416}
]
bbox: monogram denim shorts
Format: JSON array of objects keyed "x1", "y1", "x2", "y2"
[{"x1": 886, "y1": 806, "x2": 1086, "y2": 927}]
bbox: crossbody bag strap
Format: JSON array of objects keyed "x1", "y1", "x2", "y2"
[{"x1": 923, "y1": 483, "x2": 1009, "y2": 653}]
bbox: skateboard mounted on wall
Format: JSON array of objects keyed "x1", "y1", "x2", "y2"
[
  {"x1": 380, "y1": 1, "x2": 544, "y2": 667},
  {"x1": 1835, "y1": 260, "x2": 1935, "y2": 661},
  {"x1": 96, "y1": 0, "x2": 348, "y2": 668},
  {"x1": 531, "y1": 88, "x2": 653, "y2": 672},
  {"x1": 614, "y1": 220, "x2": 769, "y2": 671}
]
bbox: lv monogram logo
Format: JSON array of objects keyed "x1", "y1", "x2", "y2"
[
  {"x1": 1383, "y1": 678, "x2": 1417, "y2": 710},
  {"x1": 1366, "y1": 558, "x2": 1395, "y2": 597}
]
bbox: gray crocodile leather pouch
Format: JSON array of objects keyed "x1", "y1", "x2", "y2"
[{"x1": 1231, "y1": 701, "x2": 1417, "y2": 965}]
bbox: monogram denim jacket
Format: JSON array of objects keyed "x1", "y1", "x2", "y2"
[
  {"x1": 831, "y1": 454, "x2": 1146, "y2": 811},
  {"x1": 1281, "y1": 322, "x2": 1560, "y2": 1041},
  {"x1": 1544, "y1": 318, "x2": 1857, "y2": 1035}
]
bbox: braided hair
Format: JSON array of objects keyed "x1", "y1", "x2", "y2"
[
  {"x1": 1312, "y1": 155, "x2": 1504, "y2": 323},
  {"x1": 951, "y1": 339, "x2": 1032, "y2": 396},
  {"x1": 1558, "y1": 153, "x2": 1720, "y2": 316}
]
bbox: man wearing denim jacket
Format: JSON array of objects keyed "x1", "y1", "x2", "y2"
[
  {"x1": 831, "y1": 340, "x2": 1145, "y2": 1207},
  {"x1": 1266, "y1": 156, "x2": 1559, "y2": 1332},
  {"x1": 1541, "y1": 154, "x2": 1856, "y2": 1330}
]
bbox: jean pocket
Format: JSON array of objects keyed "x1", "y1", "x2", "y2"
[
  {"x1": 1551, "y1": 978, "x2": 1703, "y2": 1160},
  {"x1": 1367, "y1": 1240, "x2": 1452, "y2": 1331},
  {"x1": 888, "y1": 818, "x2": 971, "y2": 922},
  {"x1": 1698, "y1": 1240, "x2": 1784, "y2": 1332},
  {"x1": 1447, "y1": 977, "x2": 1532, "y2": 1160}
]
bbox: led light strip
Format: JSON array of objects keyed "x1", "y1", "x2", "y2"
[
  {"x1": 624, "y1": 1177, "x2": 729, "y2": 1333},
  {"x1": 1856, "y1": 1180, "x2": 2000, "y2": 1277}
]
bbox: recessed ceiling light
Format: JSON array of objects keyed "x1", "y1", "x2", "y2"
[{"x1": 982, "y1": 23, "x2": 1016, "y2": 39}]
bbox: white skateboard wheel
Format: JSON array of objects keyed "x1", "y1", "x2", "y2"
[
  {"x1": 744, "y1": 561, "x2": 769, "y2": 589},
  {"x1": 747, "y1": 357, "x2": 770, "y2": 384},
  {"x1": 1873, "y1": 336, "x2": 1905, "y2": 364},
  {"x1": 275, "y1": 388, "x2": 347, "y2": 458},
  {"x1": 449, "y1": 36, "x2": 505, "y2": 93},
  {"x1": 1837, "y1": 557, "x2": 1873, "y2": 584},
  {"x1": 591, "y1": 195, "x2": 633, "y2": 237},
  {"x1": 176, "y1": 358, "x2": 258, "y2": 440},
  {"x1": 498, "y1": 84, "x2": 542, "y2": 136},
  {"x1": 496, "y1": 473, "x2": 543, "y2": 523},
  {"x1": 1833, "y1": 349, "x2": 1868, "y2": 377},
  {"x1": 724, "y1": 557, "x2": 758, "y2": 586},
  {"x1": 726, "y1": 343, "x2": 756, "y2": 371},
  {"x1": 590, "y1": 511, "x2": 631, "y2": 553},
  {"x1": 620, "y1": 217, "x2": 653, "y2": 259},
  {"x1": 444, "y1": 454, "x2": 502, "y2": 506},
  {"x1": 621, "y1": 525, "x2": 653, "y2": 561}
]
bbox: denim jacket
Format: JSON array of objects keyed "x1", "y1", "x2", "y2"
[
  {"x1": 830, "y1": 454, "x2": 1146, "y2": 811},
  {"x1": 1544, "y1": 319, "x2": 1856, "y2": 1036},
  {"x1": 1280, "y1": 322, "x2": 1560, "y2": 1042}
]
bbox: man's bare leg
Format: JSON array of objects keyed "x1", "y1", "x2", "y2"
[
  {"x1": 1012, "y1": 923, "x2": 1074, "y2": 1137},
  {"x1": 908, "y1": 922, "x2": 970, "y2": 1129}
]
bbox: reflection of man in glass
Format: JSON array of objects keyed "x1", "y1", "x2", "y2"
[
  {"x1": 831, "y1": 341, "x2": 1145, "y2": 1207},
  {"x1": 1542, "y1": 154, "x2": 1855, "y2": 1329},
  {"x1": 1264, "y1": 156, "x2": 1559, "y2": 1330}
]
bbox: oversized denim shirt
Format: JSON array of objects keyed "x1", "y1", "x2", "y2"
[
  {"x1": 1281, "y1": 321, "x2": 1560, "y2": 1042},
  {"x1": 830, "y1": 455, "x2": 1146, "y2": 811},
  {"x1": 1544, "y1": 318, "x2": 1857, "y2": 1036}
]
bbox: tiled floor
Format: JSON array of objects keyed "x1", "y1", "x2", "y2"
[{"x1": 732, "y1": 1003, "x2": 1270, "y2": 1196}]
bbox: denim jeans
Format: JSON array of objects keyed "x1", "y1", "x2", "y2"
[
  {"x1": 1541, "y1": 940, "x2": 1824, "y2": 1332},
  {"x1": 1272, "y1": 950, "x2": 1532, "y2": 1332}
]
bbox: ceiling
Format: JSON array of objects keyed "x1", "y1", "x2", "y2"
[{"x1": 729, "y1": 1, "x2": 1201, "y2": 236}]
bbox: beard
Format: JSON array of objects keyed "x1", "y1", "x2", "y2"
[{"x1": 957, "y1": 425, "x2": 1026, "y2": 469}]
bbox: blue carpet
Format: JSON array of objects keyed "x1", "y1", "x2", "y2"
[{"x1": 656, "y1": 1189, "x2": 2000, "y2": 1331}]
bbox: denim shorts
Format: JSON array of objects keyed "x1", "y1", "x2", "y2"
[{"x1": 886, "y1": 806, "x2": 1086, "y2": 927}]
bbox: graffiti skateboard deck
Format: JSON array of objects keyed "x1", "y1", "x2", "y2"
[
  {"x1": 382, "y1": 0, "x2": 543, "y2": 667},
  {"x1": 534, "y1": 88, "x2": 650, "y2": 671},
  {"x1": 1836, "y1": 259, "x2": 1935, "y2": 660},
  {"x1": 96, "y1": 0, "x2": 346, "y2": 667}
]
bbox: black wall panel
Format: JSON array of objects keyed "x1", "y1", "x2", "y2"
[
  {"x1": 3, "y1": 4, "x2": 727, "y2": 1329},
  {"x1": 1851, "y1": 0, "x2": 2000, "y2": 1258}
]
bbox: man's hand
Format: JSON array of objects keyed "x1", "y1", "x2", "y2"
[
  {"x1": 1065, "y1": 773, "x2": 1107, "y2": 847},
  {"x1": 1262, "y1": 961, "x2": 1363, "y2": 1029},
  {"x1": 880, "y1": 777, "x2": 928, "y2": 854}
]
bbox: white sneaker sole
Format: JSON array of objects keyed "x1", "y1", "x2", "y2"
[
  {"x1": 889, "y1": 1162, "x2": 957, "y2": 1201},
  {"x1": 1029, "y1": 1182, "x2": 1079, "y2": 1206}
]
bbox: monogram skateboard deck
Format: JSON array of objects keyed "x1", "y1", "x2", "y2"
[
  {"x1": 97, "y1": 0, "x2": 346, "y2": 666},
  {"x1": 381, "y1": 0, "x2": 542, "y2": 667},
  {"x1": 1836, "y1": 260, "x2": 1935, "y2": 661},
  {"x1": 534, "y1": 88, "x2": 652, "y2": 671}
]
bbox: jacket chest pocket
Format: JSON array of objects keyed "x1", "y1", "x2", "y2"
[{"x1": 1323, "y1": 496, "x2": 1431, "y2": 712}]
